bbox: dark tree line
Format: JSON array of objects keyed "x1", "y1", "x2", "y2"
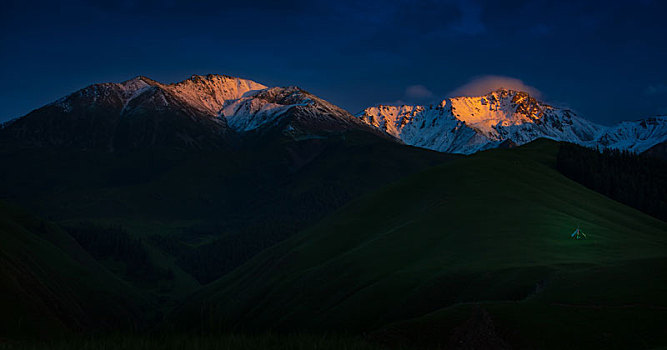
[
  {"x1": 557, "y1": 143, "x2": 666, "y2": 221},
  {"x1": 161, "y1": 221, "x2": 301, "y2": 284},
  {"x1": 67, "y1": 224, "x2": 173, "y2": 282},
  {"x1": 147, "y1": 182, "x2": 359, "y2": 284}
]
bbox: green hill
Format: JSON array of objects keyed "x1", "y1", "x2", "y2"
[
  {"x1": 0, "y1": 201, "x2": 152, "y2": 339},
  {"x1": 0, "y1": 131, "x2": 453, "y2": 308},
  {"x1": 173, "y1": 139, "x2": 667, "y2": 349}
]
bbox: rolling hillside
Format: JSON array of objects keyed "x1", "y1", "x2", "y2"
[
  {"x1": 0, "y1": 130, "x2": 453, "y2": 297},
  {"x1": 173, "y1": 139, "x2": 667, "y2": 349},
  {"x1": 0, "y1": 201, "x2": 151, "y2": 339}
]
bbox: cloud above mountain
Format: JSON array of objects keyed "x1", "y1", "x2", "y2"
[
  {"x1": 447, "y1": 76, "x2": 542, "y2": 98},
  {"x1": 645, "y1": 84, "x2": 667, "y2": 96},
  {"x1": 405, "y1": 85, "x2": 434, "y2": 100}
]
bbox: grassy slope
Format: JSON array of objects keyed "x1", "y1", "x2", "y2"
[
  {"x1": 174, "y1": 139, "x2": 667, "y2": 349},
  {"x1": 0, "y1": 131, "x2": 454, "y2": 326},
  {"x1": 0, "y1": 334, "x2": 389, "y2": 350},
  {"x1": 0, "y1": 132, "x2": 451, "y2": 285},
  {"x1": 0, "y1": 201, "x2": 153, "y2": 338}
]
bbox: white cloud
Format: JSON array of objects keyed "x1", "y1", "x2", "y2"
[
  {"x1": 405, "y1": 85, "x2": 434, "y2": 100},
  {"x1": 645, "y1": 84, "x2": 667, "y2": 96},
  {"x1": 448, "y1": 75, "x2": 542, "y2": 98}
]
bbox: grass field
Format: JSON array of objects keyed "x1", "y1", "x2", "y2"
[
  {"x1": 173, "y1": 139, "x2": 667, "y2": 349},
  {"x1": 0, "y1": 202, "x2": 151, "y2": 339},
  {"x1": 0, "y1": 131, "x2": 455, "y2": 341},
  {"x1": 0, "y1": 334, "x2": 389, "y2": 350},
  {"x1": 0, "y1": 131, "x2": 452, "y2": 310},
  {"x1": 2, "y1": 138, "x2": 664, "y2": 348}
]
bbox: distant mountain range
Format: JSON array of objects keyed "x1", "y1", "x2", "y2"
[
  {"x1": 2, "y1": 74, "x2": 665, "y2": 154},
  {"x1": 357, "y1": 89, "x2": 667, "y2": 154}
]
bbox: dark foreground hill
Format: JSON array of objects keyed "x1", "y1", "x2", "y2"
[
  {"x1": 0, "y1": 132, "x2": 453, "y2": 307},
  {"x1": 173, "y1": 139, "x2": 667, "y2": 349},
  {"x1": 0, "y1": 201, "x2": 151, "y2": 338}
]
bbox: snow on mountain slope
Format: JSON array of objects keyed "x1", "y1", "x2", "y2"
[
  {"x1": 41, "y1": 74, "x2": 362, "y2": 136},
  {"x1": 116, "y1": 74, "x2": 366, "y2": 135},
  {"x1": 221, "y1": 86, "x2": 314, "y2": 132},
  {"x1": 165, "y1": 75, "x2": 267, "y2": 116},
  {"x1": 8, "y1": 75, "x2": 665, "y2": 154},
  {"x1": 221, "y1": 85, "x2": 380, "y2": 135},
  {"x1": 357, "y1": 89, "x2": 666, "y2": 154},
  {"x1": 361, "y1": 104, "x2": 488, "y2": 153},
  {"x1": 2, "y1": 74, "x2": 386, "y2": 150},
  {"x1": 596, "y1": 117, "x2": 667, "y2": 153},
  {"x1": 53, "y1": 74, "x2": 268, "y2": 118},
  {"x1": 52, "y1": 74, "x2": 267, "y2": 116}
]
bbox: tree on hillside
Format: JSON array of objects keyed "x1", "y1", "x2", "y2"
[{"x1": 557, "y1": 143, "x2": 667, "y2": 222}]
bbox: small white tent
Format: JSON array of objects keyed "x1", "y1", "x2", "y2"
[{"x1": 571, "y1": 227, "x2": 587, "y2": 240}]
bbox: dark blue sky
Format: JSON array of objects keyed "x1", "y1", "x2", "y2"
[{"x1": 2, "y1": 0, "x2": 666, "y2": 125}]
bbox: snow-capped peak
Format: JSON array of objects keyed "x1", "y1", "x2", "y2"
[
  {"x1": 357, "y1": 90, "x2": 665, "y2": 154},
  {"x1": 165, "y1": 74, "x2": 268, "y2": 115},
  {"x1": 114, "y1": 74, "x2": 269, "y2": 116},
  {"x1": 596, "y1": 116, "x2": 667, "y2": 153},
  {"x1": 30, "y1": 76, "x2": 667, "y2": 154},
  {"x1": 220, "y1": 86, "x2": 361, "y2": 133},
  {"x1": 49, "y1": 73, "x2": 270, "y2": 119},
  {"x1": 447, "y1": 89, "x2": 554, "y2": 139},
  {"x1": 40, "y1": 75, "x2": 369, "y2": 138},
  {"x1": 361, "y1": 89, "x2": 556, "y2": 141},
  {"x1": 119, "y1": 76, "x2": 154, "y2": 92},
  {"x1": 220, "y1": 86, "x2": 312, "y2": 132},
  {"x1": 117, "y1": 76, "x2": 160, "y2": 111}
]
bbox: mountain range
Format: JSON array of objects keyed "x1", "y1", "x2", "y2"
[
  {"x1": 357, "y1": 89, "x2": 667, "y2": 154},
  {"x1": 2, "y1": 74, "x2": 666, "y2": 155},
  {"x1": 0, "y1": 74, "x2": 385, "y2": 151}
]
